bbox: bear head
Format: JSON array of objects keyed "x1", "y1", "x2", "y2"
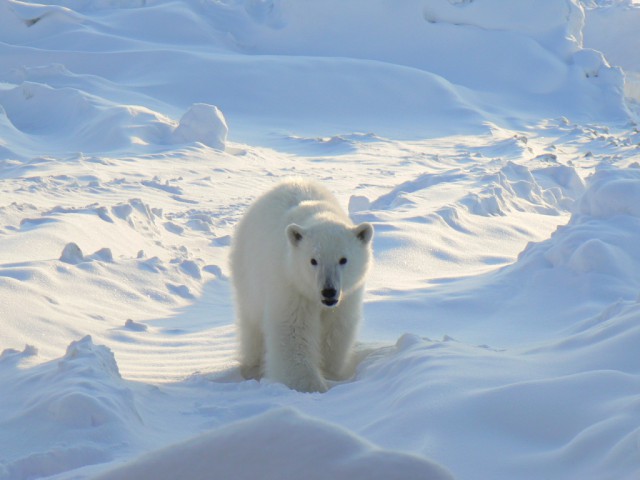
[{"x1": 285, "y1": 221, "x2": 373, "y2": 308}]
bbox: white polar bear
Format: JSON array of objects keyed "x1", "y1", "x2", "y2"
[{"x1": 230, "y1": 179, "x2": 373, "y2": 393}]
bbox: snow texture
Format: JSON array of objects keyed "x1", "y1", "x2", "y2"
[{"x1": 1, "y1": 0, "x2": 640, "y2": 479}]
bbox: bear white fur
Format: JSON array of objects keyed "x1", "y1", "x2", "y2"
[{"x1": 230, "y1": 179, "x2": 373, "y2": 393}]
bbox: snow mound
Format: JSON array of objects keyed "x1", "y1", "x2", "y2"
[
  {"x1": 95, "y1": 408, "x2": 453, "y2": 480},
  {"x1": 578, "y1": 167, "x2": 640, "y2": 217},
  {"x1": 525, "y1": 166, "x2": 640, "y2": 292},
  {"x1": 59, "y1": 242, "x2": 84, "y2": 264},
  {"x1": 0, "y1": 337, "x2": 139, "y2": 480},
  {"x1": 342, "y1": 321, "x2": 640, "y2": 479},
  {"x1": 226, "y1": 0, "x2": 629, "y2": 126},
  {"x1": 173, "y1": 103, "x2": 228, "y2": 150},
  {"x1": 460, "y1": 161, "x2": 585, "y2": 216},
  {"x1": 0, "y1": 82, "x2": 229, "y2": 154},
  {"x1": 509, "y1": 165, "x2": 640, "y2": 307},
  {"x1": 0, "y1": 82, "x2": 179, "y2": 154},
  {"x1": 365, "y1": 164, "x2": 640, "y2": 346}
]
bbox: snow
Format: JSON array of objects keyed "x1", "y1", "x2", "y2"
[
  {"x1": 173, "y1": 103, "x2": 228, "y2": 150},
  {"x1": 93, "y1": 408, "x2": 453, "y2": 480},
  {"x1": 1, "y1": 0, "x2": 640, "y2": 479}
]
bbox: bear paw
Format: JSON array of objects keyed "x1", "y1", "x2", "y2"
[{"x1": 288, "y1": 374, "x2": 328, "y2": 394}]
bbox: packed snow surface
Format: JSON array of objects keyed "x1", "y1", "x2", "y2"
[{"x1": 1, "y1": 0, "x2": 640, "y2": 479}]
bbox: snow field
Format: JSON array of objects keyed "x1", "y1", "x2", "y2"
[
  {"x1": 3, "y1": 126, "x2": 640, "y2": 479},
  {"x1": 1, "y1": 0, "x2": 640, "y2": 479}
]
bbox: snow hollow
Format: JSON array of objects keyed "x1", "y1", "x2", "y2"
[{"x1": 1, "y1": 0, "x2": 640, "y2": 479}]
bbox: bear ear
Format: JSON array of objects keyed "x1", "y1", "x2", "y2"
[
  {"x1": 353, "y1": 222, "x2": 373, "y2": 244},
  {"x1": 286, "y1": 224, "x2": 305, "y2": 246}
]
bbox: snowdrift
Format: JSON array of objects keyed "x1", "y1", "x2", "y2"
[
  {"x1": 0, "y1": 0, "x2": 631, "y2": 155},
  {"x1": 0, "y1": 337, "x2": 138, "y2": 479},
  {"x1": 362, "y1": 162, "x2": 640, "y2": 346},
  {"x1": 2, "y1": 163, "x2": 640, "y2": 479},
  {"x1": 95, "y1": 408, "x2": 453, "y2": 480}
]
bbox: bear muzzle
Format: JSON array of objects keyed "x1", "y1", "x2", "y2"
[{"x1": 321, "y1": 287, "x2": 339, "y2": 307}]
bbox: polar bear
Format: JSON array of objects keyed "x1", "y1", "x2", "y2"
[{"x1": 230, "y1": 179, "x2": 373, "y2": 393}]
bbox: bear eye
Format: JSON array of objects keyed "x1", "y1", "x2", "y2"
[
  {"x1": 310, "y1": 258, "x2": 318, "y2": 266},
  {"x1": 339, "y1": 257, "x2": 347, "y2": 265}
]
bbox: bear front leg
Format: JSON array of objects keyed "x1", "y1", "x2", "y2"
[
  {"x1": 237, "y1": 319, "x2": 264, "y2": 380},
  {"x1": 322, "y1": 291, "x2": 362, "y2": 380},
  {"x1": 235, "y1": 298, "x2": 265, "y2": 380},
  {"x1": 264, "y1": 300, "x2": 327, "y2": 393}
]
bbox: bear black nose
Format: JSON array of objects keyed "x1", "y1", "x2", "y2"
[{"x1": 322, "y1": 288, "x2": 337, "y2": 299}]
